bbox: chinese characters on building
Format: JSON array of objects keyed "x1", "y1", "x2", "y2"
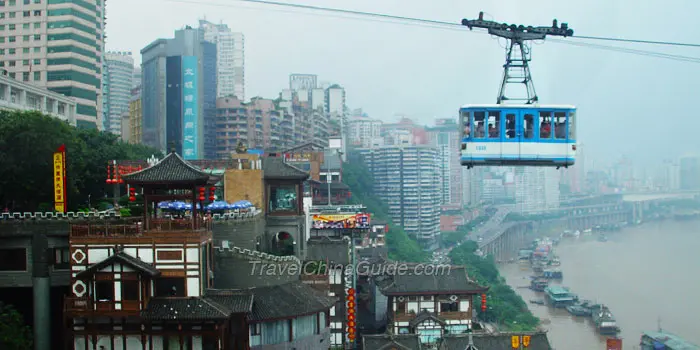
[{"x1": 182, "y1": 57, "x2": 198, "y2": 159}]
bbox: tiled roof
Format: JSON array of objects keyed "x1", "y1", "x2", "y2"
[
  {"x1": 121, "y1": 151, "x2": 220, "y2": 185},
  {"x1": 247, "y1": 281, "x2": 336, "y2": 322},
  {"x1": 282, "y1": 142, "x2": 326, "y2": 153},
  {"x1": 377, "y1": 266, "x2": 487, "y2": 295},
  {"x1": 306, "y1": 237, "x2": 351, "y2": 264},
  {"x1": 262, "y1": 157, "x2": 309, "y2": 180},
  {"x1": 408, "y1": 310, "x2": 446, "y2": 328},
  {"x1": 76, "y1": 252, "x2": 160, "y2": 279},
  {"x1": 141, "y1": 297, "x2": 232, "y2": 321},
  {"x1": 205, "y1": 289, "x2": 254, "y2": 313},
  {"x1": 362, "y1": 334, "x2": 422, "y2": 350},
  {"x1": 440, "y1": 332, "x2": 552, "y2": 350}
]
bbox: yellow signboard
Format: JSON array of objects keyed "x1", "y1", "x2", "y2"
[
  {"x1": 523, "y1": 335, "x2": 531, "y2": 347},
  {"x1": 511, "y1": 335, "x2": 520, "y2": 349},
  {"x1": 53, "y1": 146, "x2": 66, "y2": 213}
]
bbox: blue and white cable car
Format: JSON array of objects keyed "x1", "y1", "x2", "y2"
[{"x1": 459, "y1": 104, "x2": 576, "y2": 168}]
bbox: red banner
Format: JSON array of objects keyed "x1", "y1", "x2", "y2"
[{"x1": 606, "y1": 338, "x2": 622, "y2": 350}]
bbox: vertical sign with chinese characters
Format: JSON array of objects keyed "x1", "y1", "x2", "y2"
[
  {"x1": 53, "y1": 144, "x2": 67, "y2": 212},
  {"x1": 181, "y1": 56, "x2": 199, "y2": 160}
]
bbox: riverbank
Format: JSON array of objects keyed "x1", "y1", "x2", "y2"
[{"x1": 499, "y1": 219, "x2": 700, "y2": 350}]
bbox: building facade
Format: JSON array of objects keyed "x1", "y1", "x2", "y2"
[
  {"x1": 679, "y1": 155, "x2": 700, "y2": 190},
  {"x1": 0, "y1": 73, "x2": 76, "y2": 123},
  {"x1": 140, "y1": 26, "x2": 217, "y2": 159},
  {"x1": 0, "y1": 0, "x2": 106, "y2": 129},
  {"x1": 427, "y1": 118, "x2": 463, "y2": 207},
  {"x1": 348, "y1": 115, "x2": 382, "y2": 149},
  {"x1": 515, "y1": 167, "x2": 560, "y2": 214},
  {"x1": 199, "y1": 19, "x2": 244, "y2": 100},
  {"x1": 359, "y1": 145, "x2": 441, "y2": 250},
  {"x1": 103, "y1": 51, "x2": 134, "y2": 134},
  {"x1": 128, "y1": 85, "x2": 142, "y2": 144}
]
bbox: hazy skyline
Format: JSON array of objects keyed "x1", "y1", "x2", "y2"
[{"x1": 105, "y1": 0, "x2": 700, "y2": 167}]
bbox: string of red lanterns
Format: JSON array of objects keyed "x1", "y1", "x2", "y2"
[
  {"x1": 209, "y1": 186, "x2": 216, "y2": 202},
  {"x1": 347, "y1": 288, "x2": 356, "y2": 342},
  {"x1": 481, "y1": 293, "x2": 487, "y2": 312},
  {"x1": 106, "y1": 164, "x2": 143, "y2": 184},
  {"x1": 129, "y1": 187, "x2": 136, "y2": 202}
]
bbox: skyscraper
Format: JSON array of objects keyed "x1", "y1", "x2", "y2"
[
  {"x1": 426, "y1": 118, "x2": 463, "y2": 207},
  {"x1": 103, "y1": 51, "x2": 134, "y2": 135},
  {"x1": 141, "y1": 26, "x2": 217, "y2": 159},
  {"x1": 0, "y1": 0, "x2": 106, "y2": 129},
  {"x1": 199, "y1": 19, "x2": 244, "y2": 100}
]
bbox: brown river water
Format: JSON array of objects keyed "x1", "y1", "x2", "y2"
[{"x1": 499, "y1": 219, "x2": 700, "y2": 350}]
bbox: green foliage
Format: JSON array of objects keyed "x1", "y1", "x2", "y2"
[
  {"x1": 0, "y1": 303, "x2": 32, "y2": 350},
  {"x1": 0, "y1": 110, "x2": 162, "y2": 212},
  {"x1": 119, "y1": 208, "x2": 132, "y2": 217},
  {"x1": 449, "y1": 242, "x2": 539, "y2": 331},
  {"x1": 342, "y1": 154, "x2": 427, "y2": 263}
]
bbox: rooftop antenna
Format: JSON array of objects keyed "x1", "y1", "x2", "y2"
[{"x1": 461, "y1": 12, "x2": 574, "y2": 104}]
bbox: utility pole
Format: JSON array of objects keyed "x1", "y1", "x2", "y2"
[{"x1": 461, "y1": 12, "x2": 574, "y2": 104}]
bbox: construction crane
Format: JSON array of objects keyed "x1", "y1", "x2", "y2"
[{"x1": 461, "y1": 12, "x2": 574, "y2": 104}]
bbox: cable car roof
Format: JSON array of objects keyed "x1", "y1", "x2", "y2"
[{"x1": 459, "y1": 104, "x2": 576, "y2": 109}]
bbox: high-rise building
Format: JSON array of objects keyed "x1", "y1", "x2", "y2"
[
  {"x1": 679, "y1": 155, "x2": 700, "y2": 190},
  {"x1": 103, "y1": 51, "x2": 134, "y2": 134},
  {"x1": 515, "y1": 167, "x2": 560, "y2": 214},
  {"x1": 0, "y1": 0, "x2": 106, "y2": 129},
  {"x1": 140, "y1": 26, "x2": 217, "y2": 159},
  {"x1": 132, "y1": 66, "x2": 142, "y2": 89},
  {"x1": 128, "y1": 85, "x2": 142, "y2": 144},
  {"x1": 359, "y1": 145, "x2": 441, "y2": 251},
  {"x1": 348, "y1": 115, "x2": 382, "y2": 148},
  {"x1": 426, "y1": 118, "x2": 463, "y2": 207},
  {"x1": 325, "y1": 85, "x2": 347, "y2": 159},
  {"x1": 199, "y1": 19, "x2": 244, "y2": 100}
]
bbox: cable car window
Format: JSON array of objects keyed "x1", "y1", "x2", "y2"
[
  {"x1": 523, "y1": 114, "x2": 534, "y2": 139},
  {"x1": 474, "y1": 112, "x2": 486, "y2": 138},
  {"x1": 505, "y1": 114, "x2": 516, "y2": 139},
  {"x1": 568, "y1": 111, "x2": 576, "y2": 139},
  {"x1": 539, "y1": 112, "x2": 552, "y2": 139},
  {"x1": 460, "y1": 111, "x2": 471, "y2": 138},
  {"x1": 488, "y1": 111, "x2": 500, "y2": 138},
  {"x1": 554, "y1": 112, "x2": 566, "y2": 139}
]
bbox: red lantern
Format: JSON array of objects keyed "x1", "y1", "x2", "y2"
[
  {"x1": 118, "y1": 166, "x2": 124, "y2": 183},
  {"x1": 106, "y1": 165, "x2": 112, "y2": 184},
  {"x1": 481, "y1": 293, "x2": 487, "y2": 312},
  {"x1": 348, "y1": 288, "x2": 355, "y2": 295},
  {"x1": 347, "y1": 314, "x2": 355, "y2": 321},
  {"x1": 209, "y1": 196, "x2": 215, "y2": 201},
  {"x1": 347, "y1": 320, "x2": 356, "y2": 328}
]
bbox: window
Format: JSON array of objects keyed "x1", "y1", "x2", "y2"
[
  {"x1": 23, "y1": 10, "x2": 29, "y2": 17},
  {"x1": 0, "y1": 37, "x2": 4, "y2": 44},
  {"x1": 22, "y1": 48, "x2": 29, "y2": 53},
  {"x1": 22, "y1": 35, "x2": 29, "y2": 42},
  {"x1": 33, "y1": 34, "x2": 39, "y2": 40},
  {"x1": 22, "y1": 59, "x2": 29, "y2": 65},
  {"x1": 34, "y1": 0, "x2": 41, "y2": 3},
  {"x1": 440, "y1": 302, "x2": 458, "y2": 312},
  {"x1": 473, "y1": 111, "x2": 486, "y2": 138},
  {"x1": 0, "y1": 25, "x2": 4, "y2": 30},
  {"x1": 22, "y1": 23, "x2": 29, "y2": 29},
  {"x1": 250, "y1": 324, "x2": 261, "y2": 335},
  {"x1": 9, "y1": 0, "x2": 16, "y2": 4},
  {"x1": 539, "y1": 111, "x2": 552, "y2": 139},
  {"x1": 121, "y1": 280, "x2": 139, "y2": 300},
  {"x1": 487, "y1": 111, "x2": 500, "y2": 138},
  {"x1": 505, "y1": 114, "x2": 516, "y2": 139},
  {"x1": 396, "y1": 300, "x2": 407, "y2": 313},
  {"x1": 269, "y1": 185, "x2": 297, "y2": 212},
  {"x1": 24, "y1": 0, "x2": 30, "y2": 3},
  {"x1": 8, "y1": 36, "x2": 15, "y2": 42},
  {"x1": 9, "y1": 24, "x2": 15, "y2": 30},
  {"x1": 33, "y1": 10, "x2": 40, "y2": 16},
  {"x1": 9, "y1": 12, "x2": 16, "y2": 18},
  {"x1": 8, "y1": 60, "x2": 15, "y2": 67},
  {"x1": 34, "y1": 22, "x2": 40, "y2": 28},
  {"x1": 33, "y1": 71, "x2": 40, "y2": 80},
  {"x1": 0, "y1": 248, "x2": 27, "y2": 271},
  {"x1": 33, "y1": 47, "x2": 40, "y2": 52},
  {"x1": 95, "y1": 280, "x2": 114, "y2": 301},
  {"x1": 554, "y1": 111, "x2": 567, "y2": 139},
  {"x1": 154, "y1": 277, "x2": 186, "y2": 297},
  {"x1": 460, "y1": 111, "x2": 470, "y2": 138},
  {"x1": 523, "y1": 114, "x2": 534, "y2": 139},
  {"x1": 8, "y1": 48, "x2": 15, "y2": 54},
  {"x1": 33, "y1": 58, "x2": 39, "y2": 65},
  {"x1": 568, "y1": 112, "x2": 576, "y2": 139},
  {"x1": 53, "y1": 248, "x2": 69, "y2": 269}
]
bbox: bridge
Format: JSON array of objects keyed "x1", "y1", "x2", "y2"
[{"x1": 465, "y1": 190, "x2": 700, "y2": 261}]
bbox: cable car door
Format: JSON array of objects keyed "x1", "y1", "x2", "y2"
[{"x1": 519, "y1": 111, "x2": 536, "y2": 163}]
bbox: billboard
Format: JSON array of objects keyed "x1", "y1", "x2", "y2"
[
  {"x1": 53, "y1": 145, "x2": 67, "y2": 213},
  {"x1": 181, "y1": 56, "x2": 199, "y2": 160},
  {"x1": 312, "y1": 213, "x2": 370, "y2": 229},
  {"x1": 606, "y1": 338, "x2": 622, "y2": 350}
]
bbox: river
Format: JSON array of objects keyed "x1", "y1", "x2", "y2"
[{"x1": 499, "y1": 219, "x2": 700, "y2": 350}]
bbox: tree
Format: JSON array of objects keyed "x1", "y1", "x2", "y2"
[
  {"x1": 0, "y1": 110, "x2": 162, "y2": 212},
  {"x1": 0, "y1": 303, "x2": 32, "y2": 350},
  {"x1": 342, "y1": 154, "x2": 427, "y2": 262}
]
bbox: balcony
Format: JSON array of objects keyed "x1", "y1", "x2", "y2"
[
  {"x1": 64, "y1": 297, "x2": 143, "y2": 317},
  {"x1": 70, "y1": 218, "x2": 212, "y2": 240}
]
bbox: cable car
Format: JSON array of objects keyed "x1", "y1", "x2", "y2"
[{"x1": 459, "y1": 104, "x2": 576, "y2": 168}]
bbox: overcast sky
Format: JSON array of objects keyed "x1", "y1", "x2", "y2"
[{"x1": 105, "y1": 0, "x2": 700, "y2": 169}]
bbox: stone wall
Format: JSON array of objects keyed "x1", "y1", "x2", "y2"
[
  {"x1": 213, "y1": 246, "x2": 301, "y2": 289},
  {"x1": 211, "y1": 215, "x2": 265, "y2": 251}
]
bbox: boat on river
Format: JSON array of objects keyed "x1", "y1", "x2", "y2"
[
  {"x1": 542, "y1": 269, "x2": 563, "y2": 280},
  {"x1": 566, "y1": 304, "x2": 591, "y2": 316},
  {"x1": 530, "y1": 277, "x2": 549, "y2": 292},
  {"x1": 598, "y1": 234, "x2": 608, "y2": 242},
  {"x1": 640, "y1": 330, "x2": 700, "y2": 350},
  {"x1": 591, "y1": 305, "x2": 620, "y2": 335},
  {"x1": 544, "y1": 286, "x2": 577, "y2": 308}
]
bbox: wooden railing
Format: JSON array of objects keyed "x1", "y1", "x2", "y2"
[
  {"x1": 64, "y1": 297, "x2": 143, "y2": 315},
  {"x1": 70, "y1": 218, "x2": 211, "y2": 237}
]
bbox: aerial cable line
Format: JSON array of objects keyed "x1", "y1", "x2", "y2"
[{"x1": 161, "y1": 0, "x2": 700, "y2": 61}]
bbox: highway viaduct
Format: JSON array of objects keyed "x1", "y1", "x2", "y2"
[{"x1": 476, "y1": 191, "x2": 700, "y2": 261}]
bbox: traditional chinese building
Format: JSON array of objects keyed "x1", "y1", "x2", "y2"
[
  {"x1": 64, "y1": 151, "x2": 336, "y2": 349},
  {"x1": 370, "y1": 265, "x2": 488, "y2": 348}
]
